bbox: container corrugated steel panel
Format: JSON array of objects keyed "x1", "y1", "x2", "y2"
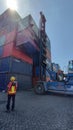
[
  {"x1": 23, "y1": 15, "x2": 39, "y2": 37},
  {"x1": 0, "y1": 56, "x2": 32, "y2": 74},
  {"x1": 0, "y1": 9, "x2": 20, "y2": 28},
  {"x1": 0, "y1": 35, "x2": 5, "y2": 46},
  {"x1": 0, "y1": 73, "x2": 8, "y2": 90},
  {"x1": 16, "y1": 29, "x2": 39, "y2": 52},
  {"x1": 16, "y1": 30, "x2": 27, "y2": 45},
  {"x1": 24, "y1": 62, "x2": 32, "y2": 75},
  {"x1": 0, "y1": 21, "x2": 17, "y2": 35},
  {"x1": 0, "y1": 46, "x2": 4, "y2": 57},
  {"x1": 12, "y1": 47, "x2": 33, "y2": 64},
  {"x1": 18, "y1": 20, "x2": 26, "y2": 32},
  {"x1": 16, "y1": 74, "x2": 32, "y2": 90},
  {"x1": 5, "y1": 29, "x2": 16, "y2": 44},
  {"x1": 7, "y1": 73, "x2": 32, "y2": 90},
  {"x1": 19, "y1": 41, "x2": 39, "y2": 57},
  {"x1": 0, "y1": 72, "x2": 32, "y2": 91},
  {"x1": 11, "y1": 57, "x2": 32, "y2": 75},
  {"x1": 0, "y1": 57, "x2": 11, "y2": 72},
  {"x1": 22, "y1": 15, "x2": 30, "y2": 30},
  {"x1": 6, "y1": 22, "x2": 17, "y2": 33},
  {"x1": 3, "y1": 42, "x2": 14, "y2": 57},
  {"x1": 28, "y1": 38, "x2": 39, "y2": 51}
]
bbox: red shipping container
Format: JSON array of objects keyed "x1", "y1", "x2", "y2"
[
  {"x1": 5, "y1": 29, "x2": 16, "y2": 44},
  {"x1": 16, "y1": 29, "x2": 39, "y2": 51},
  {"x1": 16, "y1": 30, "x2": 28, "y2": 46},
  {"x1": 3, "y1": 42, "x2": 14, "y2": 57},
  {"x1": 12, "y1": 47, "x2": 33, "y2": 64}
]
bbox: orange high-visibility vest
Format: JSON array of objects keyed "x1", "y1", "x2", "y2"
[{"x1": 7, "y1": 81, "x2": 17, "y2": 95}]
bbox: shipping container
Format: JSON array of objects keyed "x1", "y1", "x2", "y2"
[
  {"x1": 5, "y1": 29, "x2": 16, "y2": 44},
  {"x1": 19, "y1": 41, "x2": 39, "y2": 57},
  {"x1": 23, "y1": 15, "x2": 39, "y2": 37},
  {"x1": 12, "y1": 47, "x2": 33, "y2": 64},
  {"x1": 0, "y1": 56, "x2": 32, "y2": 74},
  {"x1": 0, "y1": 57, "x2": 11, "y2": 72},
  {"x1": 0, "y1": 46, "x2": 4, "y2": 57},
  {"x1": 0, "y1": 72, "x2": 32, "y2": 91},
  {"x1": 18, "y1": 20, "x2": 25, "y2": 32},
  {"x1": 3, "y1": 42, "x2": 14, "y2": 57},
  {"x1": 16, "y1": 29, "x2": 39, "y2": 53},
  {"x1": 0, "y1": 21, "x2": 17, "y2": 35},
  {"x1": 0, "y1": 9, "x2": 20, "y2": 28},
  {"x1": 15, "y1": 74, "x2": 32, "y2": 90},
  {"x1": 0, "y1": 73, "x2": 8, "y2": 91},
  {"x1": 18, "y1": 20, "x2": 39, "y2": 46},
  {"x1": 0, "y1": 35, "x2": 5, "y2": 46},
  {"x1": 11, "y1": 57, "x2": 32, "y2": 75}
]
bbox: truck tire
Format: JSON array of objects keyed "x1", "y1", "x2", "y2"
[{"x1": 34, "y1": 83, "x2": 45, "y2": 95}]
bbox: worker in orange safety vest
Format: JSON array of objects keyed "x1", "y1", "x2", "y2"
[{"x1": 6, "y1": 76, "x2": 18, "y2": 112}]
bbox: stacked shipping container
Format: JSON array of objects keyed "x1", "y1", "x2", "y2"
[
  {"x1": 0, "y1": 9, "x2": 33, "y2": 90},
  {"x1": 0, "y1": 9, "x2": 52, "y2": 90}
]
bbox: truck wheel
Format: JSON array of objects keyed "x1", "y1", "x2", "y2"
[{"x1": 34, "y1": 83, "x2": 45, "y2": 95}]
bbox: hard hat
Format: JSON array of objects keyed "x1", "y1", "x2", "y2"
[{"x1": 10, "y1": 76, "x2": 16, "y2": 81}]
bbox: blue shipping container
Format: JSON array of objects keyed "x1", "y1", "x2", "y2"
[
  {"x1": 0, "y1": 73, "x2": 32, "y2": 91},
  {"x1": 0, "y1": 73, "x2": 8, "y2": 91},
  {"x1": 11, "y1": 57, "x2": 32, "y2": 75},
  {"x1": 0, "y1": 57, "x2": 11, "y2": 72},
  {"x1": 0, "y1": 46, "x2": 3, "y2": 57}
]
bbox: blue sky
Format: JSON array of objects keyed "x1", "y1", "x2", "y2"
[{"x1": 0, "y1": 0, "x2": 73, "y2": 71}]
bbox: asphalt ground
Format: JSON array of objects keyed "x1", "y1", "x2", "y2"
[{"x1": 0, "y1": 90, "x2": 73, "y2": 130}]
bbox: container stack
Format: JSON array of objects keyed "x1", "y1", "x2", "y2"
[
  {"x1": 0, "y1": 9, "x2": 34, "y2": 90},
  {"x1": 16, "y1": 14, "x2": 39, "y2": 57},
  {"x1": 0, "y1": 9, "x2": 51, "y2": 90}
]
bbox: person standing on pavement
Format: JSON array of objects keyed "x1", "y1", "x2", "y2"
[{"x1": 6, "y1": 76, "x2": 18, "y2": 112}]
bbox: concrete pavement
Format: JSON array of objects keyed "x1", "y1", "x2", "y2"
[{"x1": 0, "y1": 91, "x2": 73, "y2": 130}]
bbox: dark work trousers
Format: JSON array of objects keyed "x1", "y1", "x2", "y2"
[{"x1": 6, "y1": 94, "x2": 15, "y2": 111}]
